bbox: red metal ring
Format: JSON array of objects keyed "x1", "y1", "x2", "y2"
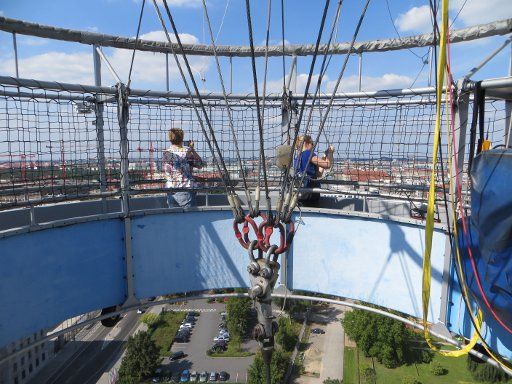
[
  {"x1": 233, "y1": 219, "x2": 249, "y2": 249},
  {"x1": 234, "y1": 213, "x2": 268, "y2": 250}
]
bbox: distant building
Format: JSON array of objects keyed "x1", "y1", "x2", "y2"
[
  {"x1": 0, "y1": 330, "x2": 53, "y2": 384},
  {"x1": 0, "y1": 311, "x2": 97, "y2": 384}
]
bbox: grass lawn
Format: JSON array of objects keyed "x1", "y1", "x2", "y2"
[
  {"x1": 344, "y1": 347, "x2": 358, "y2": 384},
  {"x1": 150, "y1": 311, "x2": 186, "y2": 357},
  {"x1": 344, "y1": 345, "x2": 479, "y2": 384}
]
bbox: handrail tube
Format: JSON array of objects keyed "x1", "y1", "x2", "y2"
[{"x1": 0, "y1": 293, "x2": 508, "y2": 375}]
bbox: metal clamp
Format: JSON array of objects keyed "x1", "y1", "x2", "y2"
[{"x1": 247, "y1": 244, "x2": 281, "y2": 372}]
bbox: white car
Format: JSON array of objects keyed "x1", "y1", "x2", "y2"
[
  {"x1": 199, "y1": 371, "x2": 208, "y2": 382},
  {"x1": 181, "y1": 322, "x2": 194, "y2": 328},
  {"x1": 214, "y1": 335, "x2": 230, "y2": 342},
  {"x1": 190, "y1": 371, "x2": 198, "y2": 381},
  {"x1": 219, "y1": 330, "x2": 230, "y2": 338}
]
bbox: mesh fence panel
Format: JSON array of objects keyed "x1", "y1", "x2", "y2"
[{"x1": 0, "y1": 80, "x2": 508, "y2": 210}]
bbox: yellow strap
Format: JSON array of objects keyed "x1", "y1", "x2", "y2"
[
  {"x1": 422, "y1": 0, "x2": 449, "y2": 349},
  {"x1": 421, "y1": 0, "x2": 484, "y2": 357}
]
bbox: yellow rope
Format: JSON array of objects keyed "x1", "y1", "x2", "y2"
[
  {"x1": 421, "y1": 0, "x2": 483, "y2": 356},
  {"x1": 421, "y1": 0, "x2": 450, "y2": 350}
]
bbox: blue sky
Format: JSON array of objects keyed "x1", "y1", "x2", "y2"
[{"x1": 0, "y1": 0, "x2": 511, "y2": 93}]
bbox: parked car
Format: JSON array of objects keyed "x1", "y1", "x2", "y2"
[
  {"x1": 180, "y1": 369, "x2": 190, "y2": 382},
  {"x1": 209, "y1": 371, "x2": 218, "y2": 382},
  {"x1": 137, "y1": 307, "x2": 146, "y2": 314},
  {"x1": 311, "y1": 328, "x2": 325, "y2": 334},
  {"x1": 190, "y1": 371, "x2": 198, "y2": 381},
  {"x1": 170, "y1": 351, "x2": 186, "y2": 361},
  {"x1": 214, "y1": 339, "x2": 228, "y2": 347},
  {"x1": 218, "y1": 322, "x2": 226, "y2": 329},
  {"x1": 199, "y1": 371, "x2": 208, "y2": 382},
  {"x1": 218, "y1": 330, "x2": 230, "y2": 337},
  {"x1": 187, "y1": 311, "x2": 200, "y2": 317},
  {"x1": 174, "y1": 334, "x2": 189, "y2": 343},
  {"x1": 218, "y1": 371, "x2": 229, "y2": 381},
  {"x1": 181, "y1": 321, "x2": 194, "y2": 328},
  {"x1": 213, "y1": 335, "x2": 230, "y2": 342}
]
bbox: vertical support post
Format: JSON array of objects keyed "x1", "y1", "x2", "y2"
[
  {"x1": 505, "y1": 44, "x2": 512, "y2": 148},
  {"x1": 283, "y1": 55, "x2": 297, "y2": 145},
  {"x1": 438, "y1": 80, "x2": 469, "y2": 326},
  {"x1": 93, "y1": 45, "x2": 108, "y2": 212},
  {"x1": 229, "y1": 56, "x2": 233, "y2": 94},
  {"x1": 117, "y1": 83, "x2": 137, "y2": 307},
  {"x1": 358, "y1": 53, "x2": 363, "y2": 91},
  {"x1": 29, "y1": 205, "x2": 36, "y2": 227},
  {"x1": 166, "y1": 53, "x2": 170, "y2": 92},
  {"x1": 12, "y1": 32, "x2": 19, "y2": 78},
  {"x1": 428, "y1": 46, "x2": 434, "y2": 87},
  {"x1": 285, "y1": 55, "x2": 297, "y2": 93}
]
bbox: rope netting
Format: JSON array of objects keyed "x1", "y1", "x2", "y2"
[{"x1": 0, "y1": 80, "x2": 507, "y2": 210}]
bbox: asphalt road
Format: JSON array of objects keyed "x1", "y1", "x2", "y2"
[
  {"x1": 29, "y1": 311, "x2": 140, "y2": 384},
  {"x1": 165, "y1": 300, "x2": 257, "y2": 382}
]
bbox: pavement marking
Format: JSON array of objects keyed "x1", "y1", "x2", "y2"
[{"x1": 167, "y1": 308, "x2": 217, "y2": 312}]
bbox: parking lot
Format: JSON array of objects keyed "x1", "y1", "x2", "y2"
[{"x1": 162, "y1": 300, "x2": 257, "y2": 382}]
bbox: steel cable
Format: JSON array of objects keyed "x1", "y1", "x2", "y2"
[
  {"x1": 245, "y1": 0, "x2": 272, "y2": 218},
  {"x1": 201, "y1": 0, "x2": 254, "y2": 213},
  {"x1": 275, "y1": 0, "x2": 332, "y2": 218},
  {"x1": 127, "y1": 0, "x2": 146, "y2": 89},
  {"x1": 151, "y1": 0, "x2": 234, "y2": 197},
  {"x1": 293, "y1": 0, "x2": 373, "y2": 204}
]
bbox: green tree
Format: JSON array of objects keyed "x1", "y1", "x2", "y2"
[
  {"x1": 226, "y1": 297, "x2": 252, "y2": 338},
  {"x1": 247, "y1": 350, "x2": 290, "y2": 384},
  {"x1": 119, "y1": 331, "x2": 160, "y2": 381},
  {"x1": 275, "y1": 317, "x2": 298, "y2": 352},
  {"x1": 140, "y1": 312, "x2": 159, "y2": 329},
  {"x1": 467, "y1": 354, "x2": 509, "y2": 382},
  {"x1": 342, "y1": 309, "x2": 409, "y2": 368}
]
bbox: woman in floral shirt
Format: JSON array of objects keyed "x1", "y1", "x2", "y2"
[{"x1": 163, "y1": 128, "x2": 204, "y2": 208}]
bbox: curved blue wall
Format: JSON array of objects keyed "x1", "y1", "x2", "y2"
[
  {"x1": 0, "y1": 219, "x2": 126, "y2": 345},
  {"x1": 0, "y1": 209, "x2": 509, "y2": 359}
]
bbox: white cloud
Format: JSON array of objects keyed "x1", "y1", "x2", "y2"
[
  {"x1": 0, "y1": 31, "x2": 209, "y2": 88},
  {"x1": 0, "y1": 10, "x2": 4, "y2": 16},
  {"x1": 264, "y1": 72, "x2": 413, "y2": 94},
  {"x1": 18, "y1": 36, "x2": 49, "y2": 47},
  {"x1": 0, "y1": 51, "x2": 93, "y2": 83},
  {"x1": 396, "y1": 1, "x2": 512, "y2": 34},
  {"x1": 260, "y1": 39, "x2": 291, "y2": 46},
  {"x1": 328, "y1": 73, "x2": 413, "y2": 92},
  {"x1": 449, "y1": 0, "x2": 512, "y2": 26},
  {"x1": 86, "y1": 26, "x2": 99, "y2": 33},
  {"x1": 395, "y1": 5, "x2": 432, "y2": 34},
  {"x1": 264, "y1": 73, "x2": 324, "y2": 94}
]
